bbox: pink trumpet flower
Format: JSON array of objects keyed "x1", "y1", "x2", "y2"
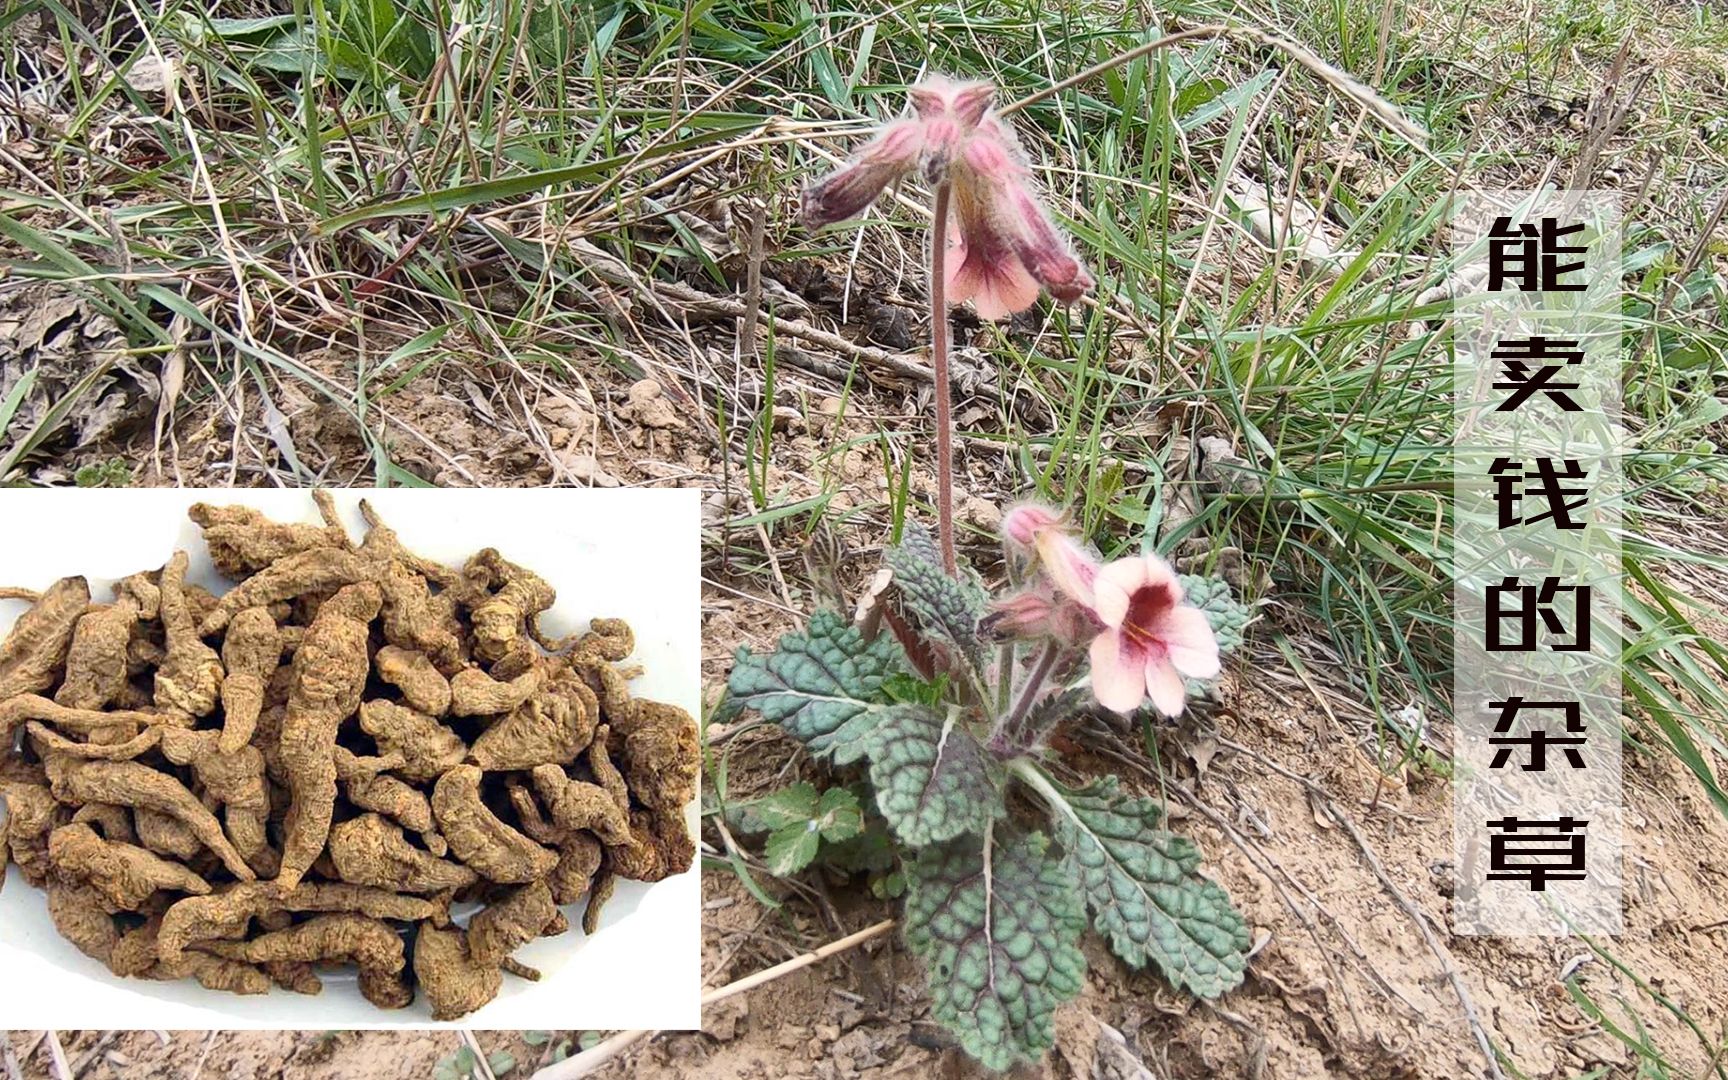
[
  {"x1": 1001, "y1": 504, "x2": 1220, "y2": 717},
  {"x1": 1088, "y1": 554, "x2": 1221, "y2": 717},
  {"x1": 802, "y1": 76, "x2": 1093, "y2": 319}
]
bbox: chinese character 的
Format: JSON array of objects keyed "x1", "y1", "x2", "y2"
[{"x1": 1486, "y1": 576, "x2": 1592, "y2": 652}]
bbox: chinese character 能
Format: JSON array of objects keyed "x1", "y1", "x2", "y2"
[{"x1": 1487, "y1": 216, "x2": 1587, "y2": 292}]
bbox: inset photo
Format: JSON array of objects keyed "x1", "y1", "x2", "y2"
[{"x1": 0, "y1": 489, "x2": 700, "y2": 1030}]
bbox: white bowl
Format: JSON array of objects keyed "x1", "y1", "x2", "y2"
[{"x1": 0, "y1": 488, "x2": 701, "y2": 1030}]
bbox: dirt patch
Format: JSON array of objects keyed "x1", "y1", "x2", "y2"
[
  {"x1": 547, "y1": 587, "x2": 1718, "y2": 1080},
  {"x1": 6, "y1": 479, "x2": 1726, "y2": 1080}
]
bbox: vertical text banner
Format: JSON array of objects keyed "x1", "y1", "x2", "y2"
[{"x1": 1453, "y1": 191, "x2": 1623, "y2": 936}]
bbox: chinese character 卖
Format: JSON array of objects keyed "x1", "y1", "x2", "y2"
[{"x1": 1492, "y1": 337, "x2": 1586, "y2": 412}]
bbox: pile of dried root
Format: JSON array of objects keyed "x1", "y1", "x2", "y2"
[{"x1": 0, "y1": 494, "x2": 697, "y2": 1019}]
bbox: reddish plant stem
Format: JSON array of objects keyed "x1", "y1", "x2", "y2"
[
  {"x1": 929, "y1": 180, "x2": 958, "y2": 576},
  {"x1": 995, "y1": 640, "x2": 1061, "y2": 749}
]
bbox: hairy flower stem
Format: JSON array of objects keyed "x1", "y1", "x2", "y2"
[
  {"x1": 929, "y1": 180, "x2": 958, "y2": 576},
  {"x1": 991, "y1": 640, "x2": 1061, "y2": 749}
]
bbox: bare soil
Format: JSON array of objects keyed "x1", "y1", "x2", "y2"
[{"x1": 10, "y1": 644, "x2": 1726, "y2": 1079}]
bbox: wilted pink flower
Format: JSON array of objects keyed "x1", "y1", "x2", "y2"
[
  {"x1": 985, "y1": 583, "x2": 1100, "y2": 647},
  {"x1": 802, "y1": 76, "x2": 1093, "y2": 319},
  {"x1": 1001, "y1": 503, "x2": 1096, "y2": 605},
  {"x1": 1088, "y1": 554, "x2": 1220, "y2": 717},
  {"x1": 1001, "y1": 503, "x2": 1061, "y2": 546}
]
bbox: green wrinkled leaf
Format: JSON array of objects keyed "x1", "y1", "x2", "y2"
[
  {"x1": 881, "y1": 671, "x2": 949, "y2": 706},
  {"x1": 864, "y1": 705, "x2": 1003, "y2": 845},
  {"x1": 904, "y1": 830, "x2": 1087, "y2": 1071},
  {"x1": 751, "y1": 781, "x2": 819, "y2": 829},
  {"x1": 756, "y1": 783, "x2": 865, "y2": 875},
  {"x1": 819, "y1": 703, "x2": 931, "y2": 767},
  {"x1": 764, "y1": 820, "x2": 821, "y2": 875},
  {"x1": 727, "y1": 610, "x2": 908, "y2": 752},
  {"x1": 750, "y1": 783, "x2": 863, "y2": 838},
  {"x1": 1179, "y1": 574, "x2": 1252, "y2": 654},
  {"x1": 886, "y1": 522, "x2": 989, "y2": 672},
  {"x1": 814, "y1": 786, "x2": 864, "y2": 842},
  {"x1": 1052, "y1": 776, "x2": 1250, "y2": 997}
]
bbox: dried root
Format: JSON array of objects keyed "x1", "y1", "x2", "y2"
[
  {"x1": 194, "y1": 914, "x2": 412, "y2": 1010},
  {"x1": 467, "y1": 673, "x2": 597, "y2": 771},
  {"x1": 157, "y1": 881, "x2": 447, "y2": 966},
  {"x1": 49, "y1": 822, "x2": 211, "y2": 909},
  {"x1": 450, "y1": 665, "x2": 543, "y2": 717},
  {"x1": 154, "y1": 552, "x2": 224, "y2": 718},
  {"x1": 358, "y1": 700, "x2": 467, "y2": 783},
  {"x1": 374, "y1": 646, "x2": 452, "y2": 716},
  {"x1": 0, "y1": 577, "x2": 90, "y2": 701},
  {"x1": 217, "y1": 607, "x2": 282, "y2": 753},
  {"x1": 0, "y1": 495, "x2": 696, "y2": 1019},
  {"x1": 433, "y1": 766, "x2": 558, "y2": 884},
  {"x1": 276, "y1": 582, "x2": 380, "y2": 889},
  {"x1": 414, "y1": 922, "x2": 503, "y2": 1022},
  {"x1": 57, "y1": 573, "x2": 158, "y2": 711},
  {"x1": 328, "y1": 813, "x2": 476, "y2": 893}
]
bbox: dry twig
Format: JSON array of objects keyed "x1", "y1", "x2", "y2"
[
  {"x1": 530, "y1": 919, "x2": 897, "y2": 1079},
  {"x1": 68, "y1": 1032, "x2": 118, "y2": 1078},
  {"x1": 43, "y1": 1033, "x2": 70, "y2": 1080},
  {"x1": 186, "y1": 1032, "x2": 219, "y2": 1080},
  {"x1": 461, "y1": 1030, "x2": 499, "y2": 1080}
]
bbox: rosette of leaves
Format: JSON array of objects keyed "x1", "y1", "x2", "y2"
[{"x1": 723, "y1": 524, "x2": 1254, "y2": 1071}]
